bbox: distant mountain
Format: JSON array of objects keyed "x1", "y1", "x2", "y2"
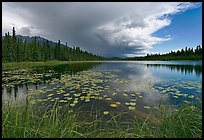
[{"x1": 2, "y1": 35, "x2": 73, "y2": 49}]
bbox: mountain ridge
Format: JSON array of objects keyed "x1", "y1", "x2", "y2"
[{"x1": 2, "y1": 35, "x2": 74, "y2": 50}]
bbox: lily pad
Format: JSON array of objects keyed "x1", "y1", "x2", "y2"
[
  {"x1": 68, "y1": 109, "x2": 73, "y2": 113},
  {"x1": 129, "y1": 102, "x2": 136, "y2": 106},
  {"x1": 123, "y1": 94, "x2": 128, "y2": 97},
  {"x1": 128, "y1": 106, "x2": 135, "y2": 110},
  {"x1": 135, "y1": 92, "x2": 140, "y2": 95},
  {"x1": 70, "y1": 103, "x2": 76, "y2": 107},
  {"x1": 116, "y1": 102, "x2": 121, "y2": 105},
  {"x1": 73, "y1": 100, "x2": 78, "y2": 104},
  {"x1": 106, "y1": 97, "x2": 112, "y2": 101},
  {"x1": 125, "y1": 102, "x2": 130, "y2": 105},
  {"x1": 67, "y1": 97, "x2": 72, "y2": 100},
  {"x1": 98, "y1": 97, "x2": 103, "y2": 100},
  {"x1": 103, "y1": 111, "x2": 109, "y2": 115},
  {"x1": 110, "y1": 104, "x2": 117, "y2": 108},
  {"x1": 144, "y1": 106, "x2": 151, "y2": 109},
  {"x1": 188, "y1": 95, "x2": 195, "y2": 99},
  {"x1": 74, "y1": 93, "x2": 81, "y2": 97},
  {"x1": 85, "y1": 99, "x2": 90, "y2": 102},
  {"x1": 64, "y1": 93, "x2": 70, "y2": 96},
  {"x1": 47, "y1": 93, "x2": 54, "y2": 97},
  {"x1": 183, "y1": 100, "x2": 190, "y2": 103}
]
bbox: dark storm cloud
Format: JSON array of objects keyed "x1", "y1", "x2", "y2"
[{"x1": 2, "y1": 2, "x2": 200, "y2": 57}]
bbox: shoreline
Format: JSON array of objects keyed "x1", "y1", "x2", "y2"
[{"x1": 2, "y1": 60, "x2": 202, "y2": 70}]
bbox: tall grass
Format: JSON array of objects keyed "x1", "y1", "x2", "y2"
[
  {"x1": 2, "y1": 60, "x2": 103, "y2": 70},
  {"x1": 2, "y1": 98, "x2": 202, "y2": 138}
]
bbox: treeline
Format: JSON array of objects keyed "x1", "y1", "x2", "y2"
[
  {"x1": 2, "y1": 27, "x2": 103, "y2": 63},
  {"x1": 125, "y1": 46, "x2": 202, "y2": 61}
]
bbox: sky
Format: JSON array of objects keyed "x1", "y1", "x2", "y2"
[{"x1": 2, "y1": 2, "x2": 202, "y2": 58}]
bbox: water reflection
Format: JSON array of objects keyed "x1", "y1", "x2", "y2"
[
  {"x1": 93, "y1": 62, "x2": 168, "y2": 107},
  {"x1": 146, "y1": 64, "x2": 202, "y2": 76},
  {"x1": 90, "y1": 62, "x2": 202, "y2": 107}
]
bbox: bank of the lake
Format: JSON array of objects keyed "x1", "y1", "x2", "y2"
[{"x1": 2, "y1": 61, "x2": 103, "y2": 70}]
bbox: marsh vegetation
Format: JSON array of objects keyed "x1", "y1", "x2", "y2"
[{"x1": 2, "y1": 61, "x2": 202, "y2": 138}]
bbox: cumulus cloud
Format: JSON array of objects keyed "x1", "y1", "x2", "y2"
[
  {"x1": 2, "y1": 2, "x2": 201, "y2": 57},
  {"x1": 95, "y1": 2, "x2": 200, "y2": 57}
]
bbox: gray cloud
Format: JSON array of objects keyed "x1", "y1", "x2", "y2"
[
  {"x1": 2, "y1": 2, "x2": 201, "y2": 57},
  {"x1": 19, "y1": 27, "x2": 31, "y2": 36}
]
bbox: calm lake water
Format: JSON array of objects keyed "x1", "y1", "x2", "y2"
[{"x1": 2, "y1": 61, "x2": 202, "y2": 122}]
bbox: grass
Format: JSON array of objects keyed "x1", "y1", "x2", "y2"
[
  {"x1": 2, "y1": 60, "x2": 103, "y2": 70},
  {"x1": 2, "y1": 98, "x2": 202, "y2": 138}
]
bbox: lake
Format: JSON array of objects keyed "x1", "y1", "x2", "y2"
[{"x1": 2, "y1": 61, "x2": 202, "y2": 123}]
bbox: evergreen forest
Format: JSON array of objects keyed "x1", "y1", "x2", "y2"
[
  {"x1": 124, "y1": 46, "x2": 202, "y2": 61},
  {"x1": 2, "y1": 27, "x2": 103, "y2": 63}
]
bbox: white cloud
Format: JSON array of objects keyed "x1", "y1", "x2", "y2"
[
  {"x1": 2, "y1": 2, "x2": 201, "y2": 57},
  {"x1": 2, "y1": 3, "x2": 30, "y2": 35},
  {"x1": 96, "y1": 2, "x2": 200, "y2": 57},
  {"x1": 2, "y1": 3, "x2": 46, "y2": 37}
]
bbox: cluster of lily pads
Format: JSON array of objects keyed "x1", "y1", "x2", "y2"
[
  {"x1": 2, "y1": 69, "x2": 57, "y2": 90},
  {"x1": 153, "y1": 80, "x2": 202, "y2": 104},
  {"x1": 3, "y1": 67, "x2": 202, "y2": 119},
  {"x1": 20, "y1": 69, "x2": 201, "y2": 117},
  {"x1": 25, "y1": 70, "x2": 153, "y2": 115}
]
